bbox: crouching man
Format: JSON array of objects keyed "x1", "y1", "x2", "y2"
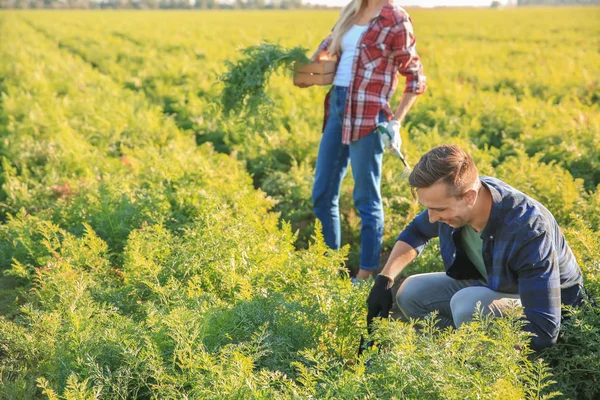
[{"x1": 367, "y1": 144, "x2": 584, "y2": 351}]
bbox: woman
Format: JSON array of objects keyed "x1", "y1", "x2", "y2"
[{"x1": 297, "y1": 0, "x2": 426, "y2": 280}]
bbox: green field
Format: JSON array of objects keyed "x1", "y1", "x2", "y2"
[{"x1": 0, "y1": 7, "x2": 599, "y2": 399}]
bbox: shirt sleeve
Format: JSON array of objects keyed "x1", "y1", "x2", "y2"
[
  {"x1": 314, "y1": 34, "x2": 333, "y2": 57},
  {"x1": 396, "y1": 210, "x2": 439, "y2": 254},
  {"x1": 511, "y1": 232, "x2": 562, "y2": 351},
  {"x1": 392, "y1": 16, "x2": 427, "y2": 95}
]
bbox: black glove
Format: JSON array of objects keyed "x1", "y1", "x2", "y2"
[{"x1": 366, "y1": 274, "x2": 394, "y2": 328}]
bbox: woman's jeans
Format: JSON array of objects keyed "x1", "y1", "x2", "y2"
[{"x1": 312, "y1": 86, "x2": 385, "y2": 271}]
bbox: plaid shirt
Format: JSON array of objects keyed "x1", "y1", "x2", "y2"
[
  {"x1": 397, "y1": 177, "x2": 583, "y2": 351},
  {"x1": 316, "y1": 1, "x2": 426, "y2": 144}
]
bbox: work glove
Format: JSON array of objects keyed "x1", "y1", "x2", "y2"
[
  {"x1": 378, "y1": 120, "x2": 402, "y2": 151},
  {"x1": 366, "y1": 274, "x2": 394, "y2": 327}
]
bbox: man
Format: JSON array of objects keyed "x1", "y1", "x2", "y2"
[{"x1": 367, "y1": 144, "x2": 584, "y2": 351}]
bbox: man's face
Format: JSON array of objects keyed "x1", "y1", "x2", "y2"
[{"x1": 416, "y1": 182, "x2": 476, "y2": 228}]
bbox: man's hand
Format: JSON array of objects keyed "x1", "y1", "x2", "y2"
[
  {"x1": 366, "y1": 274, "x2": 394, "y2": 326},
  {"x1": 378, "y1": 120, "x2": 402, "y2": 151}
]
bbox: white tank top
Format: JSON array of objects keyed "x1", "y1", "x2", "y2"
[{"x1": 333, "y1": 24, "x2": 369, "y2": 88}]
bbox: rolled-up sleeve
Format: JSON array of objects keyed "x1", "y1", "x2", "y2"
[
  {"x1": 312, "y1": 33, "x2": 331, "y2": 57},
  {"x1": 393, "y1": 16, "x2": 426, "y2": 95},
  {"x1": 397, "y1": 210, "x2": 439, "y2": 254},
  {"x1": 315, "y1": 34, "x2": 332, "y2": 56},
  {"x1": 511, "y1": 232, "x2": 562, "y2": 351}
]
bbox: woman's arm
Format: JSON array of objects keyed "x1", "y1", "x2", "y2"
[
  {"x1": 296, "y1": 35, "x2": 334, "y2": 88},
  {"x1": 311, "y1": 34, "x2": 333, "y2": 61},
  {"x1": 391, "y1": 92, "x2": 418, "y2": 123},
  {"x1": 391, "y1": 16, "x2": 426, "y2": 121}
]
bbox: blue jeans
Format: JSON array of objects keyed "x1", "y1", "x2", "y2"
[{"x1": 312, "y1": 86, "x2": 385, "y2": 271}]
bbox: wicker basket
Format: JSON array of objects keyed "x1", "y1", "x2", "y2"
[{"x1": 293, "y1": 60, "x2": 336, "y2": 86}]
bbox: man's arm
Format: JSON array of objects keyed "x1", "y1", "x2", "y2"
[
  {"x1": 512, "y1": 232, "x2": 562, "y2": 351},
  {"x1": 379, "y1": 240, "x2": 418, "y2": 281},
  {"x1": 380, "y1": 209, "x2": 439, "y2": 280},
  {"x1": 366, "y1": 210, "x2": 439, "y2": 321},
  {"x1": 367, "y1": 240, "x2": 416, "y2": 323},
  {"x1": 396, "y1": 209, "x2": 439, "y2": 256}
]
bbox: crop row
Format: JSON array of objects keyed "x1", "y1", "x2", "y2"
[{"x1": 0, "y1": 10, "x2": 599, "y2": 398}]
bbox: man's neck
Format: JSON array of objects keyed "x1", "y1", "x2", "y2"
[{"x1": 469, "y1": 184, "x2": 493, "y2": 233}]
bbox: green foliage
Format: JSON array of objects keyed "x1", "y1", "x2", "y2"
[
  {"x1": 218, "y1": 42, "x2": 309, "y2": 118},
  {"x1": 0, "y1": 8, "x2": 598, "y2": 399},
  {"x1": 564, "y1": 217, "x2": 600, "y2": 298},
  {"x1": 0, "y1": 211, "x2": 63, "y2": 272},
  {"x1": 540, "y1": 303, "x2": 600, "y2": 400},
  {"x1": 288, "y1": 312, "x2": 560, "y2": 399},
  {"x1": 261, "y1": 159, "x2": 315, "y2": 248},
  {"x1": 536, "y1": 217, "x2": 600, "y2": 400},
  {"x1": 495, "y1": 150, "x2": 586, "y2": 225}
]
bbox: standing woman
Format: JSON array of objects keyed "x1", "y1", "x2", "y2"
[{"x1": 297, "y1": 0, "x2": 426, "y2": 280}]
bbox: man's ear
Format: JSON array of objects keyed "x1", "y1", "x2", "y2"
[{"x1": 464, "y1": 189, "x2": 478, "y2": 206}]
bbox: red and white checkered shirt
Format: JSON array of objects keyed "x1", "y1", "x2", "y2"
[{"x1": 317, "y1": 1, "x2": 427, "y2": 144}]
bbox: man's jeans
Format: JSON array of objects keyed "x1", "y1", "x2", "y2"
[
  {"x1": 396, "y1": 272, "x2": 522, "y2": 328},
  {"x1": 312, "y1": 86, "x2": 385, "y2": 271}
]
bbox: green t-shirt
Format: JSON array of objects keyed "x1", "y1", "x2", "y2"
[{"x1": 460, "y1": 225, "x2": 487, "y2": 282}]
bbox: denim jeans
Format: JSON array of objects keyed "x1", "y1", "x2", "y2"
[
  {"x1": 312, "y1": 86, "x2": 385, "y2": 271},
  {"x1": 395, "y1": 272, "x2": 521, "y2": 328}
]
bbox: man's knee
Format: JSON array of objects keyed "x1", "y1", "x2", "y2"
[
  {"x1": 396, "y1": 275, "x2": 427, "y2": 318},
  {"x1": 450, "y1": 287, "x2": 521, "y2": 328},
  {"x1": 450, "y1": 288, "x2": 481, "y2": 328}
]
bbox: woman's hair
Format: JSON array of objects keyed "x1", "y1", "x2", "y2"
[
  {"x1": 328, "y1": 0, "x2": 367, "y2": 55},
  {"x1": 408, "y1": 145, "x2": 479, "y2": 197}
]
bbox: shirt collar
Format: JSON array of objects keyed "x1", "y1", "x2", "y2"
[
  {"x1": 480, "y1": 178, "x2": 503, "y2": 240},
  {"x1": 378, "y1": 1, "x2": 401, "y2": 25}
]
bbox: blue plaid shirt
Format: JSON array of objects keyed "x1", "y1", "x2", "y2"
[{"x1": 398, "y1": 177, "x2": 583, "y2": 350}]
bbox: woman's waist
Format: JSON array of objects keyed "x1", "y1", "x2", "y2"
[
  {"x1": 332, "y1": 85, "x2": 349, "y2": 93},
  {"x1": 331, "y1": 85, "x2": 396, "y2": 102}
]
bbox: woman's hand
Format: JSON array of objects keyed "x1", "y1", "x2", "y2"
[
  {"x1": 294, "y1": 81, "x2": 314, "y2": 88},
  {"x1": 294, "y1": 49, "x2": 335, "y2": 88},
  {"x1": 378, "y1": 120, "x2": 402, "y2": 151},
  {"x1": 294, "y1": 50, "x2": 332, "y2": 88},
  {"x1": 311, "y1": 49, "x2": 331, "y2": 62}
]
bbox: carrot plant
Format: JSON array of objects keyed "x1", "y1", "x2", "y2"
[
  {"x1": 218, "y1": 42, "x2": 309, "y2": 117},
  {"x1": 0, "y1": 8, "x2": 599, "y2": 400}
]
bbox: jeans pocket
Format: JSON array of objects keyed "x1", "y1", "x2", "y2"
[
  {"x1": 328, "y1": 88, "x2": 336, "y2": 114},
  {"x1": 372, "y1": 111, "x2": 386, "y2": 151},
  {"x1": 335, "y1": 88, "x2": 347, "y2": 121}
]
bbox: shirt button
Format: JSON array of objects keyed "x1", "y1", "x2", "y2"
[
  {"x1": 490, "y1": 236, "x2": 494, "y2": 239},
  {"x1": 358, "y1": 94, "x2": 365, "y2": 101},
  {"x1": 365, "y1": 71, "x2": 372, "y2": 78}
]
